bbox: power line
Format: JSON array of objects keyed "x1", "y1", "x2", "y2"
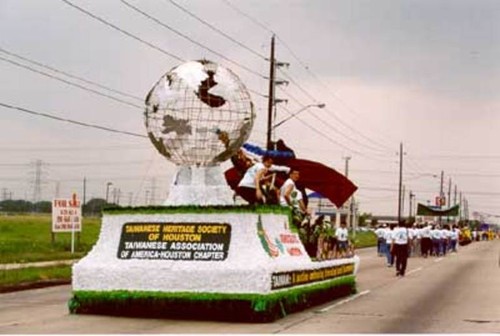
[
  {"x1": 0, "y1": 102, "x2": 147, "y2": 138},
  {"x1": 277, "y1": 86, "x2": 394, "y2": 156},
  {"x1": 165, "y1": 0, "x2": 267, "y2": 61},
  {"x1": 287, "y1": 64, "x2": 397, "y2": 152},
  {"x1": 278, "y1": 69, "x2": 394, "y2": 154},
  {"x1": 279, "y1": 105, "x2": 393, "y2": 163},
  {"x1": 0, "y1": 144, "x2": 148, "y2": 152},
  {"x1": 221, "y1": 0, "x2": 397, "y2": 152},
  {"x1": 0, "y1": 46, "x2": 142, "y2": 102},
  {"x1": 119, "y1": 0, "x2": 267, "y2": 80},
  {"x1": 413, "y1": 154, "x2": 500, "y2": 160},
  {"x1": 221, "y1": 0, "x2": 274, "y2": 35},
  {"x1": 60, "y1": 0, "x2": 184, "y2": 62},
  {"x1": 0, "y1": 55, "x2": 142, "y2": 109}
]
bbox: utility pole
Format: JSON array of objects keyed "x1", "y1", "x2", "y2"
[
  {"x1": 448, "y1": 177, "x2": 452, "y2": 207},
  {"x1": 464, "y1": 197, "x2": 469, "y2": 220},
  {"x1": 459, "y1": 191, "x2": 463, "y2": 221},
  {"x1": 439, "y1": 171, "x2": 444, "y2": 205},
  {"x1": 343, "y1": 156, "x2": 352, "y2": 231},
  {"x1": 30, "y1": 159, "x2": 44, "y2": 212},
  {"x1": 82, "y1": 177, "x2": 87, "y2": 217},
  {"x1": 397, "y1": 142, "x2": 404, "y2": 224},
  {"x1": 409, "y1": 191, "x2": 414, "y2": 221},
  {"x1": 401, "y1": 184, "x2": 406, "y2": 215},
  {"x1": 344, "y1": 156, "x2": 351, "y2": 177},
  {"x1": 266, "y1": 35, "x2": 276, "y2": 150},
  {"x1": 33, "y1": 159, "x2": 43, "y2": 204},
  {"x1": 454, "y1": 185, "x2": 457, "y2": 205},
  {"x1": 439, "y1": 170, "x2": 444, "y2": 224},
  {"x1": 447, "y1": 177, "x2": 452, "y2": 222},
  {"x1": 265, "y1": 35, "x2": 289, "y2": 150}
]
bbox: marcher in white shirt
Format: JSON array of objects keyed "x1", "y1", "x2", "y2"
[
  {"x1": 392, "y1": 221, "x2": 410, "y2": 277},
  {"x1": 413, "y1": 224, "x2": 422, "y2": 257},
  {"x1": 420, "y1": 223, "x2": 432, "y2": 258},
  {"x1": 431, "y1": 225, "x2": 442, "y2": 256},
  {"x1": 384, "y1": 225, "x2": 395, "y2": 267},
  {"x1": 374, "y1": 224, "x2": 387, "y2": 256},
  {"x1": 450, "y1": 225, "x2": 459, "y2": 252},
  {"x1": 440, "y1": 226, "x2": 450, "y2": 256}
]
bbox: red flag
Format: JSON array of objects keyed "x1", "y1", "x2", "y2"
[
  {"x1": 285, "y1": 158, "x2": 357, "y2": 208},
  {"x1": 225, "y1": 158, "x2": 357, "y2": 208}
]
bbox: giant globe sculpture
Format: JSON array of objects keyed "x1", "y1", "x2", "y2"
[
  {"x1": 144, "y1": 60, "x2": 255, "y2": 205},
  {"x1": 145, "y1": 59, "x2": 254, "y2": 166}
]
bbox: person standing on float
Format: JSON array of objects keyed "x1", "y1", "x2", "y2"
[
  {"x1": 280, "y1": 169, "x2": 307, "y2": 215},
  {"x1": 237, "y1": 155, "x2": 289, "y2": 204}
]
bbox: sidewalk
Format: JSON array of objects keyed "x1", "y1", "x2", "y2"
[{"x1": 0, "y1": 259, "x2": 79, "y2": 271}]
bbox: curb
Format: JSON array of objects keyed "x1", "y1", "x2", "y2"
[
  {"x1": 0, "y1": 279, "x2": 71, "y2": 294},
  {"x1": 0, "y1": 259, "x2": 79, "y2": 270}
]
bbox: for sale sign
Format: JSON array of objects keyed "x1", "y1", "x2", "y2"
[{"x1": 52, "y1": 193, "x2": 82, "y2": 232}]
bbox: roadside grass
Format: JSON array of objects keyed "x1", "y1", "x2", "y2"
[
  {"x1": 0, "y1": 265, "x2": 71, "y2": 288},
  {"x1": 350, "y1": 230, "x2": 377, "y2": 248},
  {"x1": 0, "y1": 214, "x2": 101, "y2": 263}
]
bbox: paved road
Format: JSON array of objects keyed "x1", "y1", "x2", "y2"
[{"x1": 0, "y1": 241, "x2": 498, "y2": 333}]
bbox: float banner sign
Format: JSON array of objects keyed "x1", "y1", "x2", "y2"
[
  {"x1": 52, "y1": 198, "x2": 82, "y2": 232},
  {"x1": 117, "y1": 222, "x2": 231, "y2": 261},
  {"x1": 271, "y1": 263, "x2": 355, "y2": 290}
]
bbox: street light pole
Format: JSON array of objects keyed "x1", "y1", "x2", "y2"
[
  {"x1": 105, "y1": 182, "x2": 113, "y2": 204},
  {"x1": 397, "y1": 142, "x2": 404, "y2": 224}
]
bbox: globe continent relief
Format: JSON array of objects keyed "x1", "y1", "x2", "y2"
[{"x1": 144, "y1": 60, "x2": 255, "y2": 166}]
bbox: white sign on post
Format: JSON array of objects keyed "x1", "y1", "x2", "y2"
[
  {"x1": 52, "y1": 194, "x2": 82, "y2": 253},
  {"x1": 52, "y1": 194, "x2": 82, "y2": 232}
]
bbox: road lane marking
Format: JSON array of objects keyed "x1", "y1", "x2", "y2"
[
  {"x1": 315, "y1": 290, "x2": 370, "y2": 313},
  {"x1": 406, "y1": 267, "x2": 423, "y2": 275}
]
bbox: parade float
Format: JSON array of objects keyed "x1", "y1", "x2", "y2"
[{"x1": 69, "y1": 60, "x2": 359, "y2": 322}]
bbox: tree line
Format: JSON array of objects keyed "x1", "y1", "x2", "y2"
[{"x1": 0, "y1": 198, "x2": 117, "y2": 216}]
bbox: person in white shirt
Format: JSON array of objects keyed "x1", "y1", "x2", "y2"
[
  {"x1": 279, "y1": 169, "x2": 307, "y2": 214},
  {"x1": 413, "y1": 224, "x2": 422, "y2": 257},
  {"x1": 384, "y1": 225, "x2": 395, "y2": 267},
  {"x1": 335, "y1": 222, "x2": 349, "y2": 258},
  {"x1": 431, "y1": 225, "x2": 442, "y2": 256},
  {"x1": 441, "y1": 225, "x2": 450, "y2": 256},
  {"x1": 420, "y1": 223, "x2": 432, "y2": 258},
  {"x1": 450, "y1": 225, "x2": 459, "y2": 252},
  {"x1": 392, "y1": 221, "x2": 409, "y2": 277},
  {"x1": 237, "y1": 155, "x2": 289, "y2": 204},
  {"x1": 407, "y1": 226, "x2": 415, "y2": 257},
  {"x1": 374, "y1": 224, "x2": 387, "y2": 256}
]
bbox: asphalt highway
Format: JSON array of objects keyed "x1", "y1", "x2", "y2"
[{"x1": 0, "y1": 240, "x2": 498, "y2": 333}]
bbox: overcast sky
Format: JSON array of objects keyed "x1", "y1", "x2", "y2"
[{"x1": 1, "y1": 0, "x2": 500, "y2": 221}]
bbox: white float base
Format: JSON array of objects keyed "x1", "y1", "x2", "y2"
[{"x1": 72, "y1": 207, "x2": 359, "y2": 295}]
